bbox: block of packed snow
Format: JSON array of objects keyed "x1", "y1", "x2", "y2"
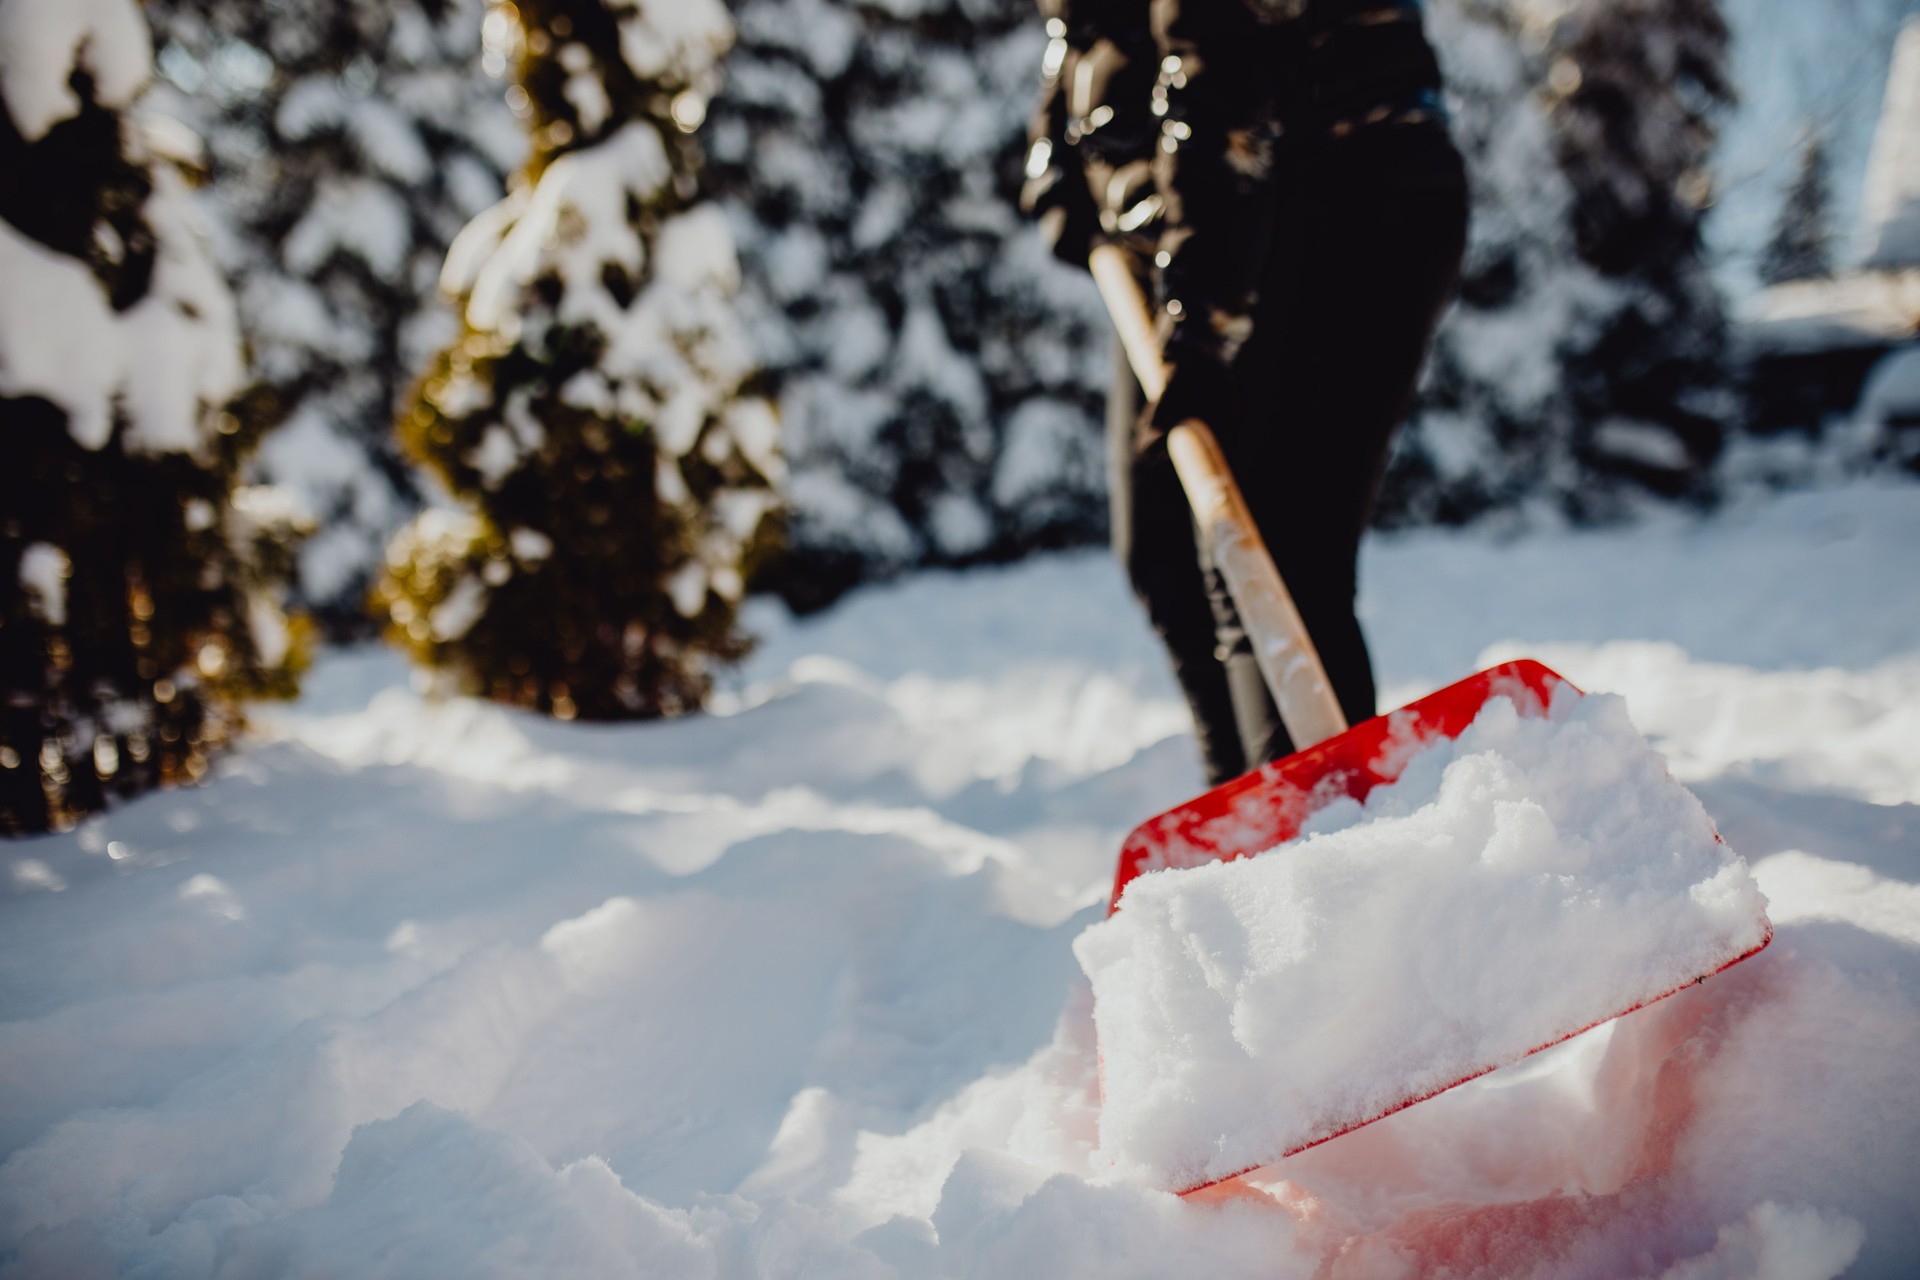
[{"x1": 1074, "y1": 689, "x2": 1773, "y2": 1193}]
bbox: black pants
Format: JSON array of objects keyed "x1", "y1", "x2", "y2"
[{"x1": 1111, "y1": 124, "x2": 1469, "y2": 786}]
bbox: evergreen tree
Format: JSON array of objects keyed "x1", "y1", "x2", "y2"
[
  {"x1": 707, "y1": 0, "x2": 1112, "y2": 610},
  {"x1": 1760, "y1": 129, "x2": 1836, "y2": 285},
  {"x1": 374, "y1": 0, "x2": 780, "y2": 720},
  {"x1": 1382, "y1": 0, "x2": 1613, "y2": 525},
  {"x1": 1526, "y1": 0, "x2": 1735, "y2": 504},
  {"x1": 1, "y1": 0, "x2": 305, "y2": 835},
  {"x1": 145, "y1": 0, "x2": 524, "y2": 634},
  {"x1": 1384, "y1": 0, "x2": 1736, "y2": 522}
]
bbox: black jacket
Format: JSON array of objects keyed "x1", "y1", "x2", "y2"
[{"x1": 1022, "y1": 0, "x2": 1447, "y2": 367}]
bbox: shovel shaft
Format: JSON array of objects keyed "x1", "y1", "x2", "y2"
[
  {"x1": 1166, "y1": 424, "x2": 1350, "y2": 749},
  {"x1": 1089, "y1": 244, "x2": 1348, "y2": 750},
  {"x1": 1090, "y1": 245, "x2": 1172, "y2": 403}
]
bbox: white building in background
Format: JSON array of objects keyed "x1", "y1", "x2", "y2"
[
  {"x1": 1862, "y1": 20, "x2": 1920, "y2": 272},
  {"x1": 1745, "y1": 20, "x2": 1920, "y2": 355},
  {"x1": 1740, "y1": 18, "x2": 1920, "y2": 463}
]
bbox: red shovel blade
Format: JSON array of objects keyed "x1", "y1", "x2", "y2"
[
  {"x1": 1104, "y1": 658, "x2": 1773, "y2": 1193},
  {"x1": 1111, "y1": 660, "x2": 1572, "y2": 916}
]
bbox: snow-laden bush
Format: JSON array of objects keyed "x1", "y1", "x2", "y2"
[
  {"x1": 144, "y1": 0, "x2": 525, "y2": 633},
  {"x1": 1, "y1": 0, "x2": 306, "y2": 836},
  {"x1": 374, "y1": 0, "x2": 780, "y2": 721},
  {"x1": 707, "y1": 0, "x2": 1113, "y2": 610}
]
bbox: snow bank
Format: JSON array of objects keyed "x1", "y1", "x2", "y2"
[
  {"x1": 0, "y1": 484, "x2": 1915, "y2": 1277},
  {"x1": 1077, "y1": 691, "x2": 1771, "y2": 1192}
]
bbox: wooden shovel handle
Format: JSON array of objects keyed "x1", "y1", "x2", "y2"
[{"x1": 1089, "y1": 244, "x2": 1349, "y2": 750}]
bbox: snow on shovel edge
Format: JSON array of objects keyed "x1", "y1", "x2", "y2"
[
  {"x1": 1087, "y1": 670, "x2": 1773, "y2": 1195},
  {"x1": 1108, "y1": 660, "x2": 1575, "y2": 915},
  {"x1": 1167, "y1": 922, "x2": 1775, "y2": 1198}
]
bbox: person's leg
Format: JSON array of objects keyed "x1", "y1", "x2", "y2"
[
  {"x1": 1108, "y1": 333, "x2": 1248, "y2": 785},
  {"x1": 1206, "y1": 125, "x2": 1469, "y2": 766}
]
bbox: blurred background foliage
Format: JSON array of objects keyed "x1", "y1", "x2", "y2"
[
  {"x1": 145, "y1": 0, "x2": 526, "y2": 635},
  {"x1": 371, "y1": 0, "x2": 782, "y2": 721},
  {"x1": 1, "y1": 8, "x2": 308, "y2": 834},
  {"x1": 4, "y1": 0, "x2": 1917, "y2": 832}
]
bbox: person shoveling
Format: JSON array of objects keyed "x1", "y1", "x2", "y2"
[{"x1": 1022, "y1": 0, "x2": 1773, "y2": 1195}]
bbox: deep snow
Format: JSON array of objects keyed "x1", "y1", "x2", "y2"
[{"x1": 1, "y1": 481, "x2": 1917, "y2": 1278}]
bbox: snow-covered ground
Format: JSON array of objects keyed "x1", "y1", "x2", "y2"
[{"x1": 2, "y1": 481, "x2": 1917, "y2": 1278}]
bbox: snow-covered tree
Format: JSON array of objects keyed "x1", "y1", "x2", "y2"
[
  {"x1": 374, "y1": 0, "x2": 780, "y2": 721},
  {"x1": 1383, "y1": 0, "x2": 1610, "y2": 524},
  {"x1": 1, "y1": 0, "x2": 305, "y2": 835},
  {"x1": 707, "y1": 0, "x2": 1111, "y2": 610},
  {"x1": 1760, "y1": 130, "x2": 1836, "y2": 286},
  {"x1": 1384, "y1": 0, "x2": 1735, "y2": 523},
  {"x1": 144, "y1": 0, "x2": 524, "y2": 634},
  {"x1": 1545, "y1": 0, "x2": 1734, "y2": 501}
]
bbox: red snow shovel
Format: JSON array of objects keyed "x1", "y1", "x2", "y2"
[{"x1": 1087, "y1": 244, "x2": 1771, "y2": 1192}]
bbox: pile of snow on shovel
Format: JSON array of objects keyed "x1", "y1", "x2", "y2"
[{"x1": 1079, "y1": 689, "x2": 1772, "y2": 1192}]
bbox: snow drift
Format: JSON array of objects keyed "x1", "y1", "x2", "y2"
[{"x1": 0, "y1": 484, "x2": 1916, "y2": 1278}]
